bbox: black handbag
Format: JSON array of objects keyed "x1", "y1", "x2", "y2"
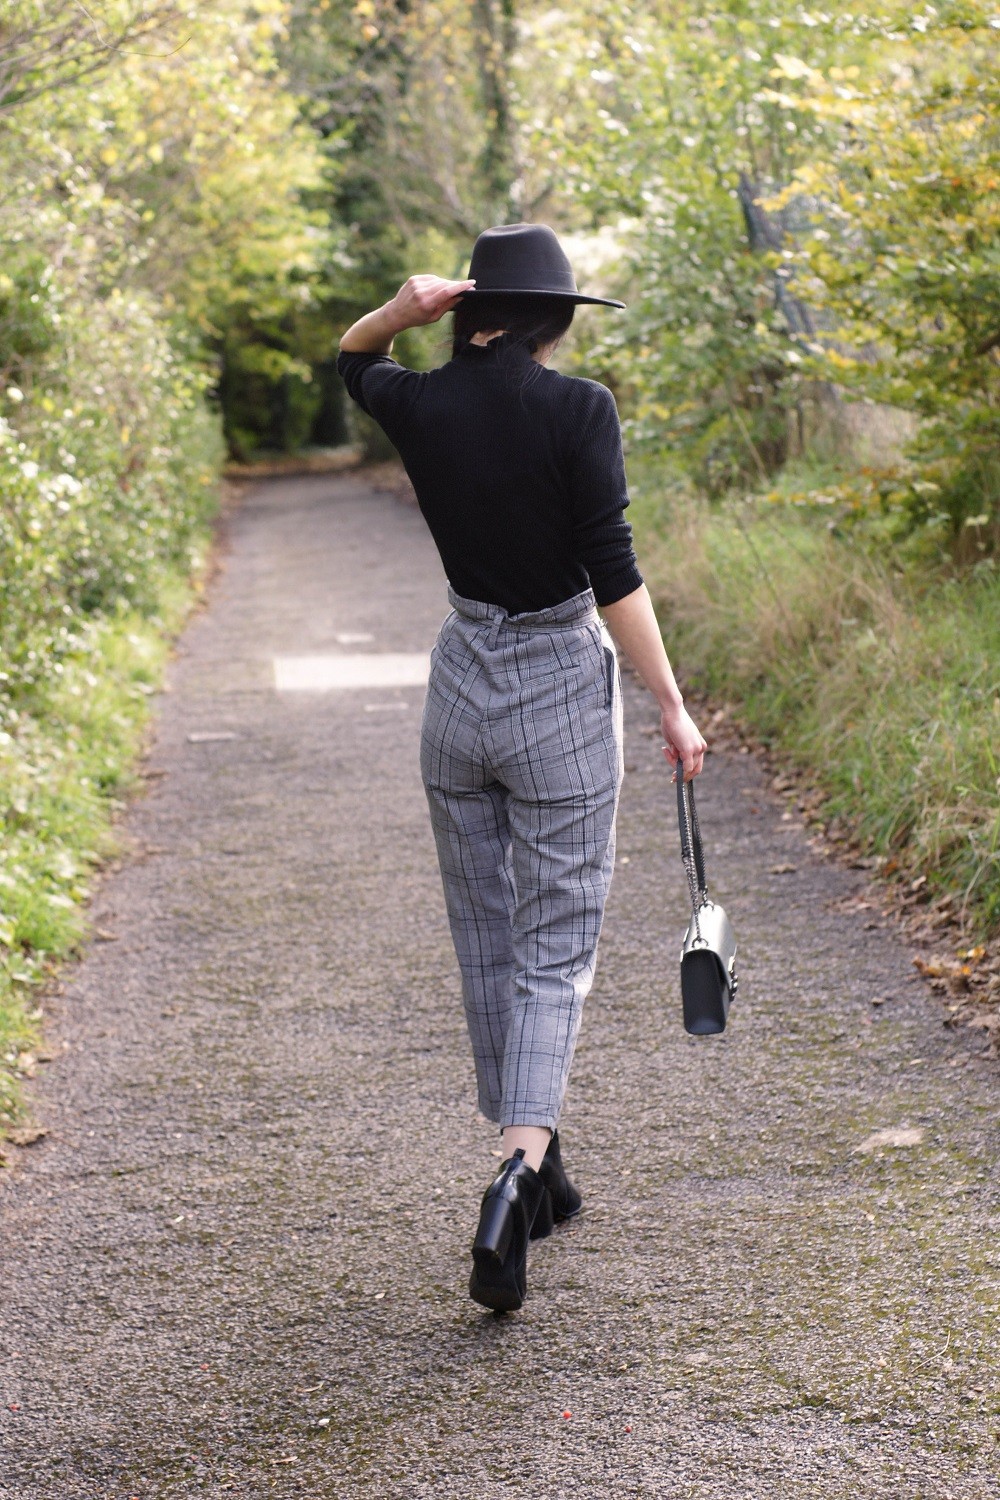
[{"x1": 676, "y1": 759, "x2": 738, "y2": 1035}]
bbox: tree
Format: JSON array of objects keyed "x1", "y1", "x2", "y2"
[
  {"x1": 513, "y1": 2, "x2": 874, "y2": 484},
  {"x1": 763, "y1": 3, "x2": 1000, "y2": 550}
]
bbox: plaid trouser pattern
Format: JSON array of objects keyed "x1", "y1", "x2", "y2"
[{"x1": 420, "y1": 586, "x2": 624, "y2": 1130}]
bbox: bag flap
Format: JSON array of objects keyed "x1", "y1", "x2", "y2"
[{"x1": 681, "y1": 900, "x2": 737, "y2": 974}]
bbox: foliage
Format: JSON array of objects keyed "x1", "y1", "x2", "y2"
[
  {"x1": 1, "y1": 1, "x2": 331, "y2": 457},
  {"x1": 280, "y1": 0, "x2": 574, "y2": 444},
  {"x1": 0, "y1": 0, "x2": 328, "y2": 687},
  {"x1": 629, "y1": 460, "x2": 1000, "y2": 934},
  {"x1": 760, "y1": 3, "x2": 1000, "y2": 548},
  {"x1": 0, "y1": 277, "x2": 222, "y2": 1128},
  {"x1": 0, "y1": 0, "x2": 312, "y2": 695},
  {"x1": 0, "y1": 565, "x2": 213, "y2": 1129},
  {"x1": 286, "y1": 0, "x2": 533, "y2": 247},
  {"x1": 0, "y1": 298, "x2": 220, "y2": 699},
  {"x1": 510, "y1": 2, "x2": 1000, "y2": 553},
  {"x1": 518, "y1": 2, "x2": 873, "y2": 479},
  {"x1": 0, "y1": 1, "x2": 325, "y2": 1124}
]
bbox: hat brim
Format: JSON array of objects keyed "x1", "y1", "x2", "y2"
[{"x1": 456, "y1": 287, "x2": 626, "y2": 309}]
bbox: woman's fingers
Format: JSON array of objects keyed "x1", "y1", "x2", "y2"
[
  {"x1": 393, "y1": 275, "x2": 477, "y2": 326},
  {"x1": 661, "y1": 739, "x2": 685, "y2": 782},
  {"x1": 661, "y1": 737, "x2": 707, "y2": 780},
  {"x1": 431, "y1": 278, "x2": 476, "y2": 310},
  {"x1": 437, "y1": 284, "x2": 476, "y2": 315}
]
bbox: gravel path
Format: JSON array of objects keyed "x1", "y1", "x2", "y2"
[{"x1": 1, "y1": 472, "x2": 997, "y2": 1499}]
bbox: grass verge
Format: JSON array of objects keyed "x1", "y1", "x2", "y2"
[
  {"x1": 0, "y1": 525, "x2": 219, "y2": 1140},
  {"x1": 630, "y1": 457, "x2": 1000, "y2": 942}
]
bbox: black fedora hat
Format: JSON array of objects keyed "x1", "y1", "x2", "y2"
[{"x1": 459, "y1": 222, "x2": 625, "y2": 308}]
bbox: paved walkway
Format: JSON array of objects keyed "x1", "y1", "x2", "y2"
[{"x1": 1, "y1": 473, "x2": 997, "y2": 1499}]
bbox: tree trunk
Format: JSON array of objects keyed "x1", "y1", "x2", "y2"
[{"x1": 472, "y1": 0, "x2": 520, "y2": 223}]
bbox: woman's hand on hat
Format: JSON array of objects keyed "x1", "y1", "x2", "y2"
[
  {"x1": 340, "y1": 274, "x2": 475, "y2": 355},
  {"x1": 388, "y1": 275, "x2": 476, "y2": 331}
]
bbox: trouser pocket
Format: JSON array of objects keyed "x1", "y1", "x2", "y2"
[{"x1": 603, "y1": 645, "x2": 616, "y2": 710}]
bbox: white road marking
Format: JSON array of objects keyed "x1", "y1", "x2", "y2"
[{"x1": 273, "y1": 653, "x2": 430, "y2": 692}]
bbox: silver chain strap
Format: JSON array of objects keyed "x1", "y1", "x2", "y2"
[{"x1": 678, "y1": 774, "x2": 709, "y2": 943}]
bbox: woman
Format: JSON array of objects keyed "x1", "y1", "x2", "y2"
[{"x1": 337, "y1": 223, "x2": 706, "y2": 1313}]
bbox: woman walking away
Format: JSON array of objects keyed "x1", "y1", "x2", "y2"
[{"x1": 337, "y1": 223, "x2": 706, "y2": 1313}]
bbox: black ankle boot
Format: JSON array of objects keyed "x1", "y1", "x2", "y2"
[
  {"x1": 536, "y1": 1129, "x2": 583, "y2": 1229},
  {"x1": 469, "y1": 1149, "x2": 548, "y2": 1312}
]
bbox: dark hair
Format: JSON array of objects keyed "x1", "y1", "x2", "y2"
[{"x1": 450, "y1": 293, "x2": 575, "y2": 387}]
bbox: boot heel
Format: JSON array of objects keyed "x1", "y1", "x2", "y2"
[
  {"x1": 529, "y1": 1185, "x2": 555, "y2": 1241},
  {"x1": 469, "y1": 1149, "x2": 547, "y2": 1312},
  {"x1": 472, "y1": 1195, "x2": 514, "y2": 1266}
]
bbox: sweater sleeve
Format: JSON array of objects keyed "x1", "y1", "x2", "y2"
[
  {"x1": 335, "y1": 349, "x2": 424, "y2": 440},
  {"x1": 566, "y1": 382, "x2": 644, "y2": 607}
]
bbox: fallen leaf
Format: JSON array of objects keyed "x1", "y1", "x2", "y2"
[{"x1": 6, "y1": 1125, "x2": 49, "y2": 1147}]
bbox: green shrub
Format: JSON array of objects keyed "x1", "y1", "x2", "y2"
[
  {"x1": 0, "y1": 578, "x2": 210, "y2": 1128},
  {"x1": 631, "y1": 457, "x2": 1000, "y2": 934},
  {"x1": 0, "y1": 287, "x2": 223, "y2": 1132},
  {"x1": 1, "y1": 290, "x2": 222, "y2": 713}
]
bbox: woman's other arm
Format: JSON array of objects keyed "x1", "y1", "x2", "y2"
[
  {"x1": 339, "y1": 275, "x2": 476, "y2": 353},
  {"x1": 600, "y1": 584, "x2": 707, "y2": 780}
]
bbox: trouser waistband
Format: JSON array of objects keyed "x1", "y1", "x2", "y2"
[{"x1": 446, "y1": 585, "x2": 598, "y2": 631}]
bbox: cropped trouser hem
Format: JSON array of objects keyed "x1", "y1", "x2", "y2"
[{"x1": 497, "y1": 1112, "x2": 558, "y2": 1131}]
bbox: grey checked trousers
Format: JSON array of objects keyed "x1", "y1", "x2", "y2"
[{"x1": 420, "y1": 586, "x2": 624, "y2": 1131}]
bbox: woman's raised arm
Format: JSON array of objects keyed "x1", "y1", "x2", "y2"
[{"x1": 339, "y1": 275, "x2": 476, "y2": 353}]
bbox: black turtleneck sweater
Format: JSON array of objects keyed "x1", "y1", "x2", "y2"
[{"x1": 335, "y1": 336, "x2": 643, "y2": 615}]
